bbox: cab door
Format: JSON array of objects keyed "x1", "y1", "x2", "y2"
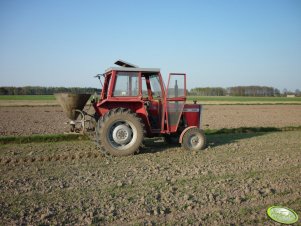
[
  {"x1": 141, "y1": 73, "x2": 165, "y2": 131},
  {"x1": 165, "y1": 73, "x2": 186, "y2": 132}
]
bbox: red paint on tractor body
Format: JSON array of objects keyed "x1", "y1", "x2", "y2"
[
  {"x1": 92, "y1": 66, "x2": 203, "y2": 138},
  {"x1": 183, "y1": 104, "x2": 202, "y2": 128}
]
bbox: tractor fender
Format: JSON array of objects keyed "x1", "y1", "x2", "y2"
[{"x1": 179, "y1": 126, "x2": 198, "y2": 144}]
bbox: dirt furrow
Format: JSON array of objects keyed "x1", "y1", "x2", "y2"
[{"x1": 0, "y1": 131, "x2": 300, "y2": 225}]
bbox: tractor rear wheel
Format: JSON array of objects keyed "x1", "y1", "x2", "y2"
[
  {"x1": 181, "y1": 127, "x2": 206, "y2": 151},
  {"x1": 97, "y1": 108, "x2": 144, "y2": 157}
]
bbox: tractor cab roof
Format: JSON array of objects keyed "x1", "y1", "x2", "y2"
[{"x1": 105, "y1": 59, "x2": 160, "y2": 73}]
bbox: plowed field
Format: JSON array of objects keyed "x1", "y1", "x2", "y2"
[
  {"x1": 0, "y1": 104, "x2": 301, "y2": 225},
  {"x1": 0, "y1": 131, "x2": 300, "y2": 225},
  {"x1": 1, "y1": 105, "x2": 301, "y2": 136}
]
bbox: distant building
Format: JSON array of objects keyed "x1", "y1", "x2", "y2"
[{"x1": 287, "y1": 94, "x2": 296, "y2": 98}]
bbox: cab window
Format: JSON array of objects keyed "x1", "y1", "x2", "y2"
[
  {"x1": 149, "y1": 74, "x2": 162, "y2": 98},
  {"x1": 113, "y1": 72, "x2": 139, "y2": 96}
]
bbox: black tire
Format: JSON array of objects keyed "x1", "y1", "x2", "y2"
[
  {"x1": 181, "y1": 128, "x2": 206, "y2": 151},
  {"x1": 97, "y1": 108, "x2": 144, "y2": 157},
  {"x1": 86, "y1": 115, "x2": 97, "y2": 140}
]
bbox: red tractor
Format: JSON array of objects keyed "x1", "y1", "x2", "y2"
[{"x1": 91, "y1": 60, "x2": 206, "y2": 156}]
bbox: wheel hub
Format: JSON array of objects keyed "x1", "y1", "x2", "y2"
[
  {"x1": 112, "y1": 124, "x2": 132, "y2": 145},
  {"x1": 189, "y1": 135, "x2": 199, "y2": 147}
]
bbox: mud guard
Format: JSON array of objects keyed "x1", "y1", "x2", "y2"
[{"x1": 179, "y1": 126, "x2": 197, "y2": 144}]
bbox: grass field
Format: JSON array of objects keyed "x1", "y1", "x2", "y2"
[
  {"x1": 187, "y1": 96, "x2": 301, "y2": 102},
  {"x1": 1, "y1": 95, "x2": 301, "y2": 105},
  {"x1": 0, "y1": 95, "x2": 55, "y2": 100}
]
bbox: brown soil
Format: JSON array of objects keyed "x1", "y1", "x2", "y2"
[
  {"x1": 202, "y1": 105, "x2": 301, "y2": 129},
  {"x1": 1, "y1": 103, "x2": 300, "y2": 224},
  {"x1": 0, "y1": 105, "x2": 96, "y2": 136},
  {"x1": 1, "y1": 105, "x2": 301, "y2": 136},
  {"x1": 0, "y1": 131, "x2": 300, "y2": 225}
]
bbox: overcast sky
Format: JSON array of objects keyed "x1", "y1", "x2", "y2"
[{"x1": 0, "y1": 0, "x2": 300, "y2": 91}]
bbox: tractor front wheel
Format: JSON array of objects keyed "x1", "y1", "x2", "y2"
[
  {"x1": 181, "y1": 128, "x2": 206, "y2": 151},
  {"x1": 97, "y1": 108, "x2": 144, "y2": 157}
]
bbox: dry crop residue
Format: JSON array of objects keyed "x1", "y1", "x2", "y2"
[{"x1": 0, "y1": 131, "x2": 300, "y2": 225}]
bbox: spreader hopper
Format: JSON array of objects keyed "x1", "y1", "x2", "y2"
[{"x1": 54, "y1": 93, "x2": 91, "y2": 120}]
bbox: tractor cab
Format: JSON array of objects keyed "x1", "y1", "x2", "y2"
[
  {"x1": 92, "y1": 60, "x2": 206, "y2": 156},
  {"x1": 94, "y1": 60, "x2": 185, "y2": 133}
]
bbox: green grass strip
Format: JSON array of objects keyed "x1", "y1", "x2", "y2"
[
  {"x1": 188, "y1": 96, "x2": 301, "y2": 102},
  {"x1": 204, "y1": 126, "x2": 301, "y2": 135},
  {"x1": 0, "y1": 126, "x2": 300, "y2": 145},
  {"x1": 0, "y1": 95, "x2": 55, "y2": 100},
  {"x1": 1, "y1": 95, "x2": 301, "y2": 102},
  {"x1": 0, "y1": 134, "x2": 89, "y2": 145}
]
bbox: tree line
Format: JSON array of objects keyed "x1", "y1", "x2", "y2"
[
  {"x1": 0, "y1": 86, "x2": 101, "y2": 95},
  {"x1": 0, "y1": 86, "x2": 299, "y2": 97},
  {"x1": 189, "y1": 87, "x2": 227, "y2": 96},
  {"x1": 227, "y1": 86, "x2": 279, "y2": 96},
  {"x1": 190, "y1": 86, "x2": 301, "y2": 96}
]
